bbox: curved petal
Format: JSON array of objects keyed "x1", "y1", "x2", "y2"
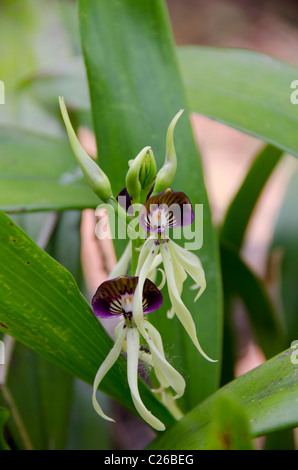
[
  {"x1": 133, "y1": 238, "x2": 160, "y2": 328},
  {"x1": 126, "y1": 327, "x2": 165, "y2": 431},
  {"x1": 166, "y1": 245, "x2": 187, "y2": 319},
  {"x1": 170, "y1": 240, "x2": 206, "y2": 301},
  {"x1": 142, "y1": 321, "x2": 186, "y2": 399},
  {"x1": 143, "y1": 320, "x2": 170, "y2": 391},
  {"x1": 135, "y1": 237, "x2": 157, "y2": 276},
  {"x1": 160, "y1": 242, "x2": 217, "y2": 363},
  {"x1": 92, "y1": 324, "x2": 127, "y2": 422}
]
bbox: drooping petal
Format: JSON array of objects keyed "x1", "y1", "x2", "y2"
[
  {"x1": 133, "y1": 238, "x2": 160, "y2": 328},
  {"x1": 169, "y1": 240, "x2": 206, "y2": 301},
  {"x1": 92, "y1": 323, "x2": 127, "y2": 422},
  {"x1": 92, "y1": 275, "x2": 162, "y2": 319},
  {"x1": 135, "y1": 236, "x2": 157, "y2": 275},
  {"x1": 139, "y1": 189, "x2": 194, "y2": 233},
  {"x1": 126, "y1": 327, "x2": 165, "y2": 431},
  {"x1": 142, "y1": 321, "x2": 186, "y2": 399},
  {"x1": 143, "y1": 320, "x2": 170, "y2": 391},
  {"x1": 166, "y1": 246, "x2": 187, "y2": 319},
  {"x1": 108, "y1": 241, "x2": 132, "y2": 280},
  {"x1": 160, "y1": 242, "x2": 216, "y2": 363}
]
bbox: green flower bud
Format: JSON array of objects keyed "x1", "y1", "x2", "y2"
[
  {"x1": 126, "y1": 146, "x2": 156, "y2": 201},
  {"x1": 59, "y1": 96, "x2": 112, "y2": 202},
  {"x1": 139, "y1": 148, "x2": 157, "y2": 192},
  {"x1": 152, "y1": 109, "x2": 184, "y2": 196}
]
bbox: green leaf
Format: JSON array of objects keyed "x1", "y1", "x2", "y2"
[
  {"x1": 1, "y1": 340, "x2": 73, "y2": 450},
  {"x1": 179, "y1": 46, "x2": 298, "y2": 157},
  {"x1": 0, "y1": 212, "x2": 74, "y2": 450},
  {"x1": 270, "y1": 168, "x2": 298, "y2": 342},
  {"x1": 219, "y1": 144, "x2": 285, "y2": 382},
  {"x1": 0, "y1": 210, "x2": 174, "y2": 429},
  {"x1": 0, "y1": 127, "x2": 99, "y2": 212},
  {"x1": 66, "y1": 380, "x2": 112, "y2": 450},
  {"x1": 0, "y1": 0, "x2": 77, "y2": 136},
  {"x1": 79, "y1": 0, "x2": 223, "y2": 410},
  {"x1": 220, "y1": 145, "x2": 284, "y2": 250},
  {"x1": 204, "y1": 396, "x2": 254, "y2": 450},
  {"x1": 221, "y1": 242, "x2": 285, "y2": 359},
  {"x1": 19, "y1": 57, "x2": 90, "y2": 113},
  {"x1": 147, "y1": 348, "x2": 298, "y2": 450},
  {"x1": 0, "y1": 407, "x2": 10, "y2": 450}
]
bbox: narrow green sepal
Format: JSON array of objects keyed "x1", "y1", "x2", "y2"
[
  {"x1": 152, "y1": 109, "x2": 184, "y2": 195},
  {"x1": 59, "y1": 96, "x2": 112, "y2": 202}
]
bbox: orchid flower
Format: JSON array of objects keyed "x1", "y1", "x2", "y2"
[
  {"x1": 132, "y1": 188, "x2": 216, "y2": 363},
  {"x1": 91, "y1": 275, "x2": 185, "y2": 431},
  {"x1": 59, "y1": 98, "x2": 214, "y2": 430}
]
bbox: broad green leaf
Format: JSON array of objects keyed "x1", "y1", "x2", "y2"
[
  {"x1": 220, "y1": 145, "x2": 284, "y2": 250},
  {"x1": 219, "y1": 145, "x2": 286, "y2": 383},
  {"x1": 0, "y1": 407, "x2": 10, "y2": 450},
  {"x1": 0, "y1": 211, "x2": 74, "y2": 450},
  {"x1": 66, "y1": 380, "x2": 112, "y2": 450},
  {"x1": 270, "y1": 167, "x2": 298, "y2": 342},
  {"x1": 148, "y1": 348, "x2": 298, "y2": 450},
  {"x1": 79, "y1": 0, "x2": 223, "y2": 410},
  {"x1": 1, "y1": 341, "x2": 73, "y2": 450},
  {"x1": 204, "y1": 396, "x2": 254, "y2": 450},
  {"x1": 19, "y1": 57, "x2": 90, "y2": 113},
  {"x1": 0, "y1": 127, "x2": 99, "y2": 212},
  {"x1": 221, "y1": 242, "x2": 285, "y2": 359},
  {"x1": 0, "y1": 0, "x2": 77, "y2": 136},
  {"x1": 179, "y1": 47, "x2": 298, "y2": 157},
  {"x1": 0, "y1": 210, "x2": 174, "y2": 429}
]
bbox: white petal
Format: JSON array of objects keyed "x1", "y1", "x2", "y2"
[
  {"x1": 143, "y1": 320, "x2": 170, "y2": 390},
  {"x1": 160, "y1": 242, "x2": 216, "y2": 363},
  {"x1": 126, "y1": 327, "x2": 165, "y2": 431},
  {"x1": 92, "y1": 325, "x2": 127, "y2": 422},
  {"x1": 135, "y1": 236, "x2": 156, "y2": 276},
  {"x1": 166, "y1": 244, "x2": 187, "y2": 319},
  {"x1": 169, "y1": 240, "x2": 206, "y2": 301},
  {"x1": 133, "y1": 238, "x2": 160, "y2": 329},
  {"x1": 108, "y1": 241, "x2": 132, "y2": 279},
  {"x1": 142, "y1": 321, "x2": 186, "y2": 399}
]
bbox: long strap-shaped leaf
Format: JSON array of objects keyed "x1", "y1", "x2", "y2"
[
  {"x1": 219, "y1": 145, "x2": 285, "y2": 383},
  {"x1": 220, "y1": 145, "x2": 283, "y2": 249},
  {"x1": 147, "y1": 347, "x2": 298, "y2": 450},
  {"x1": 79, "y1": 0, "x2": 223, "y2": 410},
  {"x1": 179, "y1": 46, "x2": 298, "y2": 158},
  {"x1": 0, "y1": 127, "x2": 99, "y2": 213},
  {"x1": 0, "y1": 210, "x2": 174, "y2": 428}
]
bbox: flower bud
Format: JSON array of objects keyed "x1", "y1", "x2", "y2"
[
  {"x1": 152, "y1": 109, "x2": 184, "y2": 196},
  {"x1": 126, "y1": 146, "x2": 156, "y2": 201},
  {"x1": 139, "y1": 148, "x2": 157, "y2": 192},
  {"x1": 59, "y1": 96, "x2": 112, "y2": 202}
]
